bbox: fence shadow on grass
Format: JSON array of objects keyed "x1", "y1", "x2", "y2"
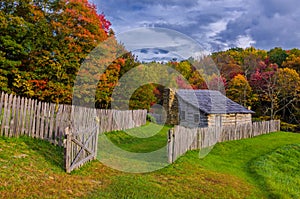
[{"x1": 22, "y1": 136, "x2": 65, "y2": 171}]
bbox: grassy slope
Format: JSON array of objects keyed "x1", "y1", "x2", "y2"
[
  {"x1": 250, "y1": 144, "x2": 300, "y2": 198},
  {"x1": 0, "y1": 136, "x2": 118, "y2": 198},
  {"x1": 173, "y1": 132, "x2": 300, "y2": 198},
  {"x1": 0, "y1": 123, "x2": 300, "y2": 198}
]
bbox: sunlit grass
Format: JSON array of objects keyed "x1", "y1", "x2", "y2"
[
  {"x1": 104, "y1": 122, "x2": 171, "y2": 152},
  {"x1": 250, "y1": 144, "x2": 300, "y2": 198},
  {"x1": 0, "y1": 136, "x2": 116, "y2": 198},
  {"x1": 0, "y1": 128, "x2": 300, "y2": 198}
]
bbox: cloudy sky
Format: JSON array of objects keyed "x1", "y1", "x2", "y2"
[{"x1": 92, "y1": 0, "x2": 300, "y2": 60}]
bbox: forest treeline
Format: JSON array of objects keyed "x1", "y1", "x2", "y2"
[{"x1": 1, "y1": 0, "x2": 299, "y2": 130}]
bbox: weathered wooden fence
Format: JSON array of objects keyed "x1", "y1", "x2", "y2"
[
  {"x1": 167, "y1": 120, "x2": 280, "y2": 163},
  {"x1": 0, "y1": 92, "x2": 69, "y2": 145},
  {"x1": 0, "y1": 92, "x2": 147, "y2": 172}
]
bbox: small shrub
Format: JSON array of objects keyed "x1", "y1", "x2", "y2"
[
  {"x1": 252, "y1": 117, "x2": 262, "y2": 122},
  {"x1": 146, "y1": 114, "x2": 157, "y2": 123},
  {"x1": 280, "y1": 122, "x2": 299, "y2": 132}
]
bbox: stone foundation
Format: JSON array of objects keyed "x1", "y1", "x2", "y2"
[{"x1": 163, "y1": 88, "x2": 179, "y2": 125}]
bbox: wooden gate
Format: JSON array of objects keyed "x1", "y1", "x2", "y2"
[
  {"x1": 64, "y1": 106, "x2": 99, "y2": 173},
  {"x1": 64, "y1": 125, "x2": 99, "y2": 173}
]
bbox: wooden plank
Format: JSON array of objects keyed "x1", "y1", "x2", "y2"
[
  {"x1": 69, "y1": 153, "x2": 94, "y2": 172},
  {"x1": 70, "y1": 133, "x2": 96, "y2": 162},
  {"x1": 30, "y1": 99, "x2": 37, "y2": 138},
  {"x1": 5, "y1": 94, "x2": 13, "y2": 137},
  {"x1": 1, "y1": 94, "x2": 8, "y2": 136},
  {"x1": 64, "y1": 127, "x2": 72, "y2": 173},
  {"x1": 39, "y1": 102, "x2": 45, "y2": 139},
  {"x1": 167, "y1": 128, "x2": 174, "y2": 163},
  {"x1": 27, "y1": 98, "x2": 33, "y2": 137},
  {"x1": 59, "y1": 105, "x2": 71, "y2": 146},
  {"x1": 35, "y1": 101, "x2": 41, "y2": 139},
  {"x1": 48, "y1": 103, "x2": 55, "y2": 144},
  {"x1": 0, "y1": 92, "x2": 4, "y2": 134},
  {"x1": 19, "y1": 97, "x2": 25, "y2": 135},
  {"x1": 54, "y1": 104, "x2": 63, "y2": 146},
  {"x1": 9, "y1": 95, "x2": 16, "y2": 137},
  {"x1": 94, "y1": 123, "x2": 99, "y2": 160},
  {"x1": 44, "y1": 102, "x2": 49, "y2": 140},
  {"x1": 24, "y1": 98, "x2": 30, "y2": 136},
  {"x1": 14, "y1": 96, "x2": 21, "y2": 137}
]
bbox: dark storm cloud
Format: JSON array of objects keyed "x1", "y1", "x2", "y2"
[
  {"x1": 220, "y1": 0, "x2": 300, "y2": 49},
  {"x1": 95, "y1": 0, "x2": 300, "y2": 54}
]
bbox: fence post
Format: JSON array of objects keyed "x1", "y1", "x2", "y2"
[
  {"x1": 64, "y1": 127, "x2": 72, "y2": 173},
  {"x1": 167, "y1": 128, "x2": 174, "y2": 163},
  {"x1": 94, "y1": 117, "x2": 100, "y2": 160},
  {"x1": 277, "y1": 120, "x2": 281, "y2": 132}
]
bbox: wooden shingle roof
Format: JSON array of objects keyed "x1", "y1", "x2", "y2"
[{"x1": 176, "y1": 89, "x2": 254, "y2": 114}]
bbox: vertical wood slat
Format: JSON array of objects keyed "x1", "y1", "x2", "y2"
[
  {"x1": 35, "y1": 101, "x2": 41, "y2": 139},
  {"x1": 30, "y1": 99, "x2": 37, "y2": 138},
  {"x1": 0, "y1": 92, "x2": 4, "y2": 135},
  {"x1": 0, "y1": 92, "x2": 4, "y2": 125},
  {"x1": 1, "y1": 94, "x2": 8, "y2": 136},
  {"x1": 167, "y1": 128, "x2": 174, "y2": 163},
  {"x1": 19, "y1": 97, "x2": 25, "y2": 136},
  {"x1": 64, "y1": 127, "x2": 72, "y2": 173},
  {"x1": 39, "y1": 102, "x2": 45, "y2": 139},
  {"x1": 44, "y1": 102, "x2": 49, "y2": 139},
  {"x1": 9, "y1": 95, "x2": 16, "y2": 137},
  {"x1": 48, "y1": 103, "x2": 56, "y2": 144},
  {"x1": 5, "y1": 94, "x2": 12, "y2": 137},
  {"x1": 54, "y1": 104, "x2": 63, "y2": 146},
  {"x1": 14, "y1": 96, "x2": 20, "y2": 137},
  {"x1": 15, "y1": 96, "x2": 21, "y2": 137},
  {"x1": 26, "y1": 98, "x2": 33, "y2": 137},
  {"x1": 21, "y1": 97, "x2": 27, "y2": 136}
]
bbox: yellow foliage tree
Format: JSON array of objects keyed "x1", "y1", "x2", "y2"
[{"x1": 227, "y1": 74, "x2": 256, "y2": 107}]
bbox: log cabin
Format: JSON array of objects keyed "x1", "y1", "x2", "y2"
[{"x1": 163, "y1": 88, "x2": 254, "y2": 128}]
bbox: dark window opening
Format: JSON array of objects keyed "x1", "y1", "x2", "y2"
[
  {"x1": 194, "y1": 114, "x2": 199, "y2": 123},
  {"x1": 180, "y1": 111, "x2": 185, "y2": 120}
]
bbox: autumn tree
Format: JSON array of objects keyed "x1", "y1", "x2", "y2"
[
  {"x1": 274, "y1": 68, "x2": 300, "y2": 123},
  {"x1": 168, "y1": 60, "x2": 207, "y2": 90},
  {"x1": 227, "y1": 74, "x2": 255, "y2": 107},
  {"x1": 129, "y1": 84, "x2": 156, "y2": 110},
  {"x1": 268, "y1": 47, "x2": 288, "y2": 67},
  {"x1": 41, "y1": 0, "x2": 111, "y2": 104},
  {"x1": 213, "y1": 52, "x2": 243, "y2": 81},
  {"x1": 207, "y1": 75, "x2": 227, "y2": 91},
  {"x1": 282, "y1": 54, "x2": 300, "y2": 73},
  {"x1": 96, "y1": 57, "x2": 126, "y2": 108},
  {"x1": 240, "y1": 47, "x2": 267, "y2": 79},
  {"x1": 212, "y1": 47, "x2": 267, "y2": 80},
  {"x1": 0, "y1": 0, "x2": 112, "y2": 105},
  {"x1": 0, "y1": 5, "x2": 31, "y2": 93},
  {"x1": 250, "y1": 61, "x2": 278, "y2": 119}
]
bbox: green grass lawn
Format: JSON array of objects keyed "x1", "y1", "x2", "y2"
[
  {"x1": 104, "y1": 122, "x2": 171, "y2": 152},
  {"x1": 250, "y1": 144, "x2": 300, "y2": 198},
  {"x1": 0, "y1": 123, "x2": 300, "y2": 198}
]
